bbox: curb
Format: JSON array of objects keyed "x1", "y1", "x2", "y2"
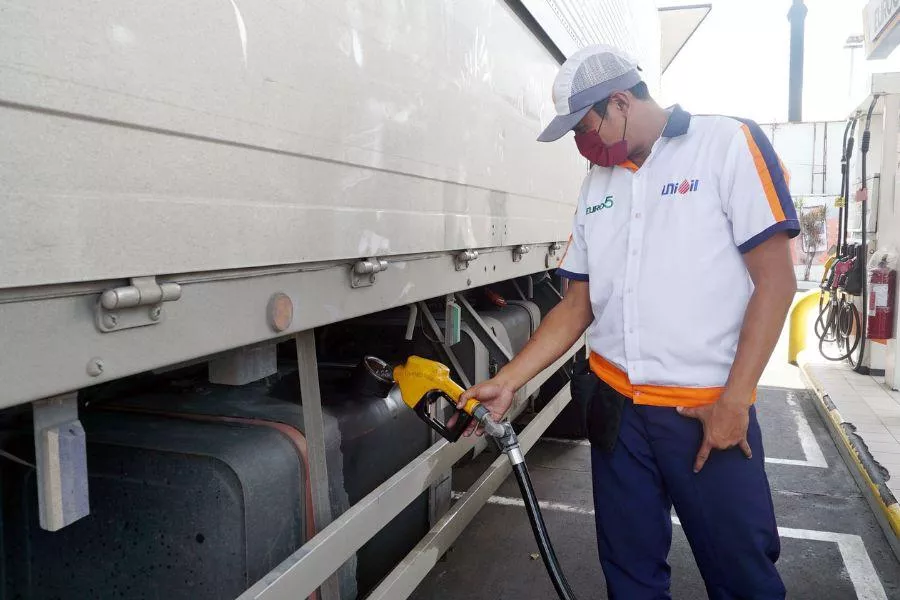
[{"x1": 797, "y1": 351, "x2": 900, "y2": 559}]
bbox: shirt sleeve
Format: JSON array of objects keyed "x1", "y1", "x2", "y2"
[
  {"x1": 557, "y1": 171, "x2": 592, "y2": 281},
  {"x1": 721, "y1": 119, "x2": 801, "y2": 253}
]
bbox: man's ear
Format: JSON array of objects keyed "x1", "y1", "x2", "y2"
[{"x1": 608, "y1": 91, "x2": 630, "y2": 115}]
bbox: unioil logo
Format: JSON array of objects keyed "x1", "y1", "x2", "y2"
[
  {"x1": 586, "y1": 195, "x2": 614, "y2": 214},
  {"x1": 661, "y1": 179, "x2": 700, "y2": 196}
]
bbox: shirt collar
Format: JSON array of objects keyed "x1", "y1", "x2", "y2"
[{"x1": 661, "y1": 104, "x2": 691, "y2": 138}]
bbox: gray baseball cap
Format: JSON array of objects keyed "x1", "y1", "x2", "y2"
[{"x1": 538, "y1": 44, "x2": 643, "y2": 142}]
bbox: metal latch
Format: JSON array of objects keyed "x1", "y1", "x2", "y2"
[
  {"x1": 512, "y1": 245, "x2": 531, "y2": 262},
  {"x1": 95, "y1": 276, "x2": 182, "y2": 333},
  {"x1": 351, "y1": 258, "x2": 388, "y2": 288},
  {"x1": 454, "y1": 249, "x2": 479, "y2": 271}
]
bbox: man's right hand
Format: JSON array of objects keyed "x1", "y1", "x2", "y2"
[{"x1": 454, "y1": 377, "x2": 517, "y2": 437}]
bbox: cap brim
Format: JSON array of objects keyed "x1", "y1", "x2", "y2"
[{"x1": 536, "y1": 105, "x2": 592, "y2": 142}]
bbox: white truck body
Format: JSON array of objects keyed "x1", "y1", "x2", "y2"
[
  {"x1": 0, "y1": 0, "x2": 661, "y2": 408},
  {"x1": 0, "y1": 2, "x2": 675, "y2": 598}
]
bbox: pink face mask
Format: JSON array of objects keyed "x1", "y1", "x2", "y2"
[{"x1": 573, "y1": 115, "x2": 628, "y2": 167}]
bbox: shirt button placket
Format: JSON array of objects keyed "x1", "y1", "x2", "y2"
[{"x1": 624, "y1": 176, "x2": 643, "y2": 377}]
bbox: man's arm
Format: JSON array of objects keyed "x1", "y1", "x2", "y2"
[
  {"x1": 456, "y1": 280, "x2": 593, "y2": 435},
  {"x1": 722, "y1": 232, "x2": 797, "y2": 403},
  {"x1": 678, "y1": 232, "x2": 796, "y2": 471}
]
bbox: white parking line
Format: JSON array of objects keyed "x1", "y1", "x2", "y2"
[
  {"x1": 541, "y1": 397, "x2": 829, "y2": 470},
  {"x1": 775, "y1": 525, "x2": 887, "y2": 600},
  {"x1": 785, "y1": 396, "x2": 829, "y2": 468},
  {"x1": 458, "y1": 492, "x2": 886, "y2": 600},
  {"x1": 452, "y1": 490, "x2": 593, "y2": 515}
]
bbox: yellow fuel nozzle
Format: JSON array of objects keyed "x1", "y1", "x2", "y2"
[
  {"x1": 392, "y1": 356, "x2": 481, "y2": 442},
  {"x1": 392, "y1": 356, "x2": 481, "y2": 413}
]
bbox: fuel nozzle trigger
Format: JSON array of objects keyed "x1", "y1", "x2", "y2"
[
  {"x1": 414, "y1": 389, "x2": 474, "y2": 442},
  {"x1": 389, "y1": 355, "x2": 482, "y2": 443}
]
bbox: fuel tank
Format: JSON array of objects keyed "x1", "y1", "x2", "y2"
[{"x1": 0, "y1": 360, "x2": 430, "y2": 600}]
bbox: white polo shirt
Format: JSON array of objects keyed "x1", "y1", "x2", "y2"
[{"x1": 558, "y1": 106, "x2": 799, "y2": 407}]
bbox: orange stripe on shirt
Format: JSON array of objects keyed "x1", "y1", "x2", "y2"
[
  {"x1": 778, "y1": 157, "x2": 791, "y2": 186},
  {"x1": 558, "y1": 234, "x2": 573, "y2": 267},
  {"x1": 740, "y1": 124, "x2": 787, "y2": 222},
  {"x1": 589, "y1": 352, "x2": 756, "y2": 408}
]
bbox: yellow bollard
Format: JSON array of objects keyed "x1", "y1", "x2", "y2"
[{"x1": 788, "y1": 288, "x2": 823, "y2": 365}]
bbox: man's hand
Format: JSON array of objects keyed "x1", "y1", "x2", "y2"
[
  {"x1": 677, "y1": 400, "x2": 752, "y2": 473},
  {"x1": 675, "y1": 233, "x2": 793, "y2": 473},
  {"x1": 450, "y1": 377, "x2": 517, "y2": 437}
]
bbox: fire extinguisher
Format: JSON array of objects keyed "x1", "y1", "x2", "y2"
[{"x1": 868, "y1": 255, "x2": 897, "y2": 340}]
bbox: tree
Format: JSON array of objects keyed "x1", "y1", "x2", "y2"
[{"x1": 795, "y1": 198, "x2": 826, "y2": 281}]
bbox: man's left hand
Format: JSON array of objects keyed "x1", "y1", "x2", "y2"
[{"x1": 677, "y1": 401, "x2": 752, "y2": 473}]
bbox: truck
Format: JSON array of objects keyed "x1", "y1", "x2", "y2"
[{"x1": 0, "y1": 1, "x2": 697, "y2": 598}]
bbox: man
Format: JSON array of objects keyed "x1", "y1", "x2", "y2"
[{"x1": 457, "y1": 44, "x2": 799, "y2": 599}]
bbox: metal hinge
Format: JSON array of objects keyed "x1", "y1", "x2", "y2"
[
  {"x1": 454, "y1": 249, "x2": 479, "y2": 271},
  {"x1": 351, "y1": 257, "x2": 388, "y2": 288},
  {"x1": 95, "y1": 276, "x2": 182, "y2": 333},
  {"x1": 546, "y1": 242, "x2": 564, "y2": 267},
  {"x1": 512, "y1": 245, "x2": 531, "y2": 262}
]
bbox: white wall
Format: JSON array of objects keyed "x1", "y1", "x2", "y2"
[
  {"x1": 759, "y1": 121, "x2": 847, "y2": 199},
  {"x1": 520, "y1": 0, "x2": 662, "y2": 91}
]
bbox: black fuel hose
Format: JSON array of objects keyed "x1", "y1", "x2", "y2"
[
  {"x1": 854, "y1": 96, "x2": 879, "y2": 373},
  {"x1": 838, "y1": 117, "x2": 857, "y2": 255},
  {"x1": 511, "y1": 461, "x2": 578, "y2": 600}
]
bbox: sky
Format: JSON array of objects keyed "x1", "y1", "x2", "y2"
[{"x1": 657, "y1": 0, "x2": 900, "y2": 123}]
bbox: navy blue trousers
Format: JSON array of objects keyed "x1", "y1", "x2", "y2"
[{"x1": 590, "y1": 397, "x2": 785, "y2": 599}]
